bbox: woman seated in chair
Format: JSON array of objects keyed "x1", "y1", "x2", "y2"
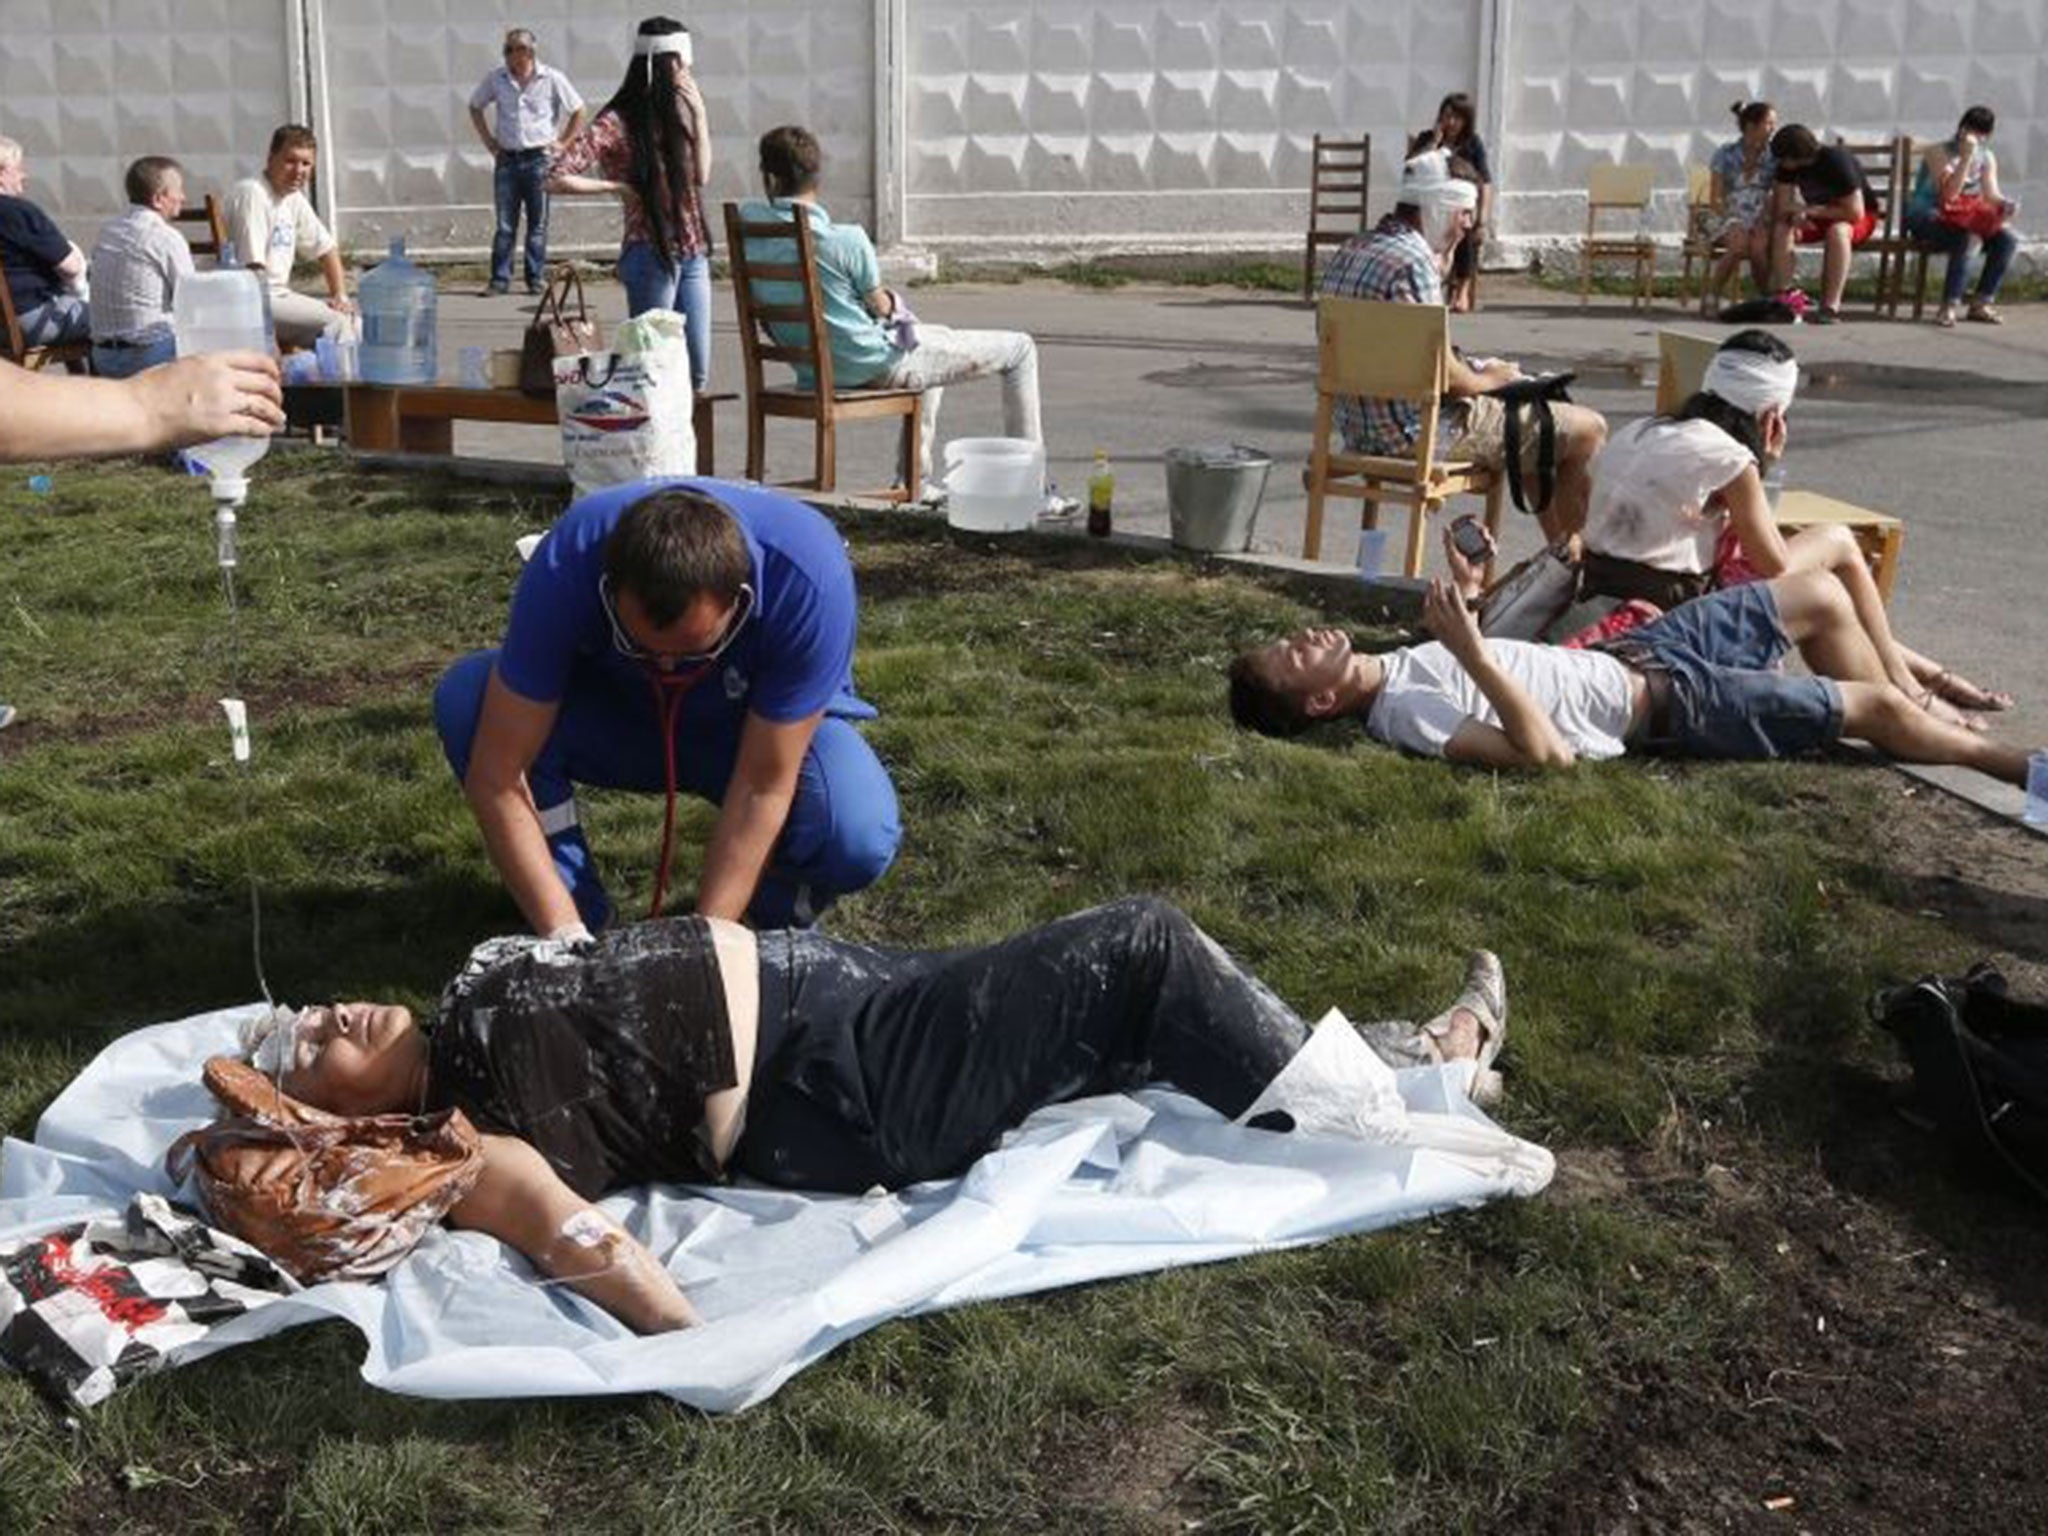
[
  {"x1": 240, "y1": 900, "x2": 1511, "y2": 1334},
  {"x1": 1704, "y1": 100, "x2": 1778, "y2": 313},
  {"x1": 1577, "y1": 330, "x2": 2010, "y2": 721},
  {"x1": 1902, "y1": 104, "x2": 2021, "y2": 329}
]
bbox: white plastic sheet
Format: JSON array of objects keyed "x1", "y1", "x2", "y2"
[{"x1": 1, "y1": 1005, "x2": 1553, "y2": 1413}]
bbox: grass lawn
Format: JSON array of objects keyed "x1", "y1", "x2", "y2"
[{"x1": 3, "y1": 454, "x2": 2045, "y2": 1533}]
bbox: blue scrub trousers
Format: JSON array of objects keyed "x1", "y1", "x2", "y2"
[{"x1": 434, "y1": 650, "x2": 901, "y2": 930}]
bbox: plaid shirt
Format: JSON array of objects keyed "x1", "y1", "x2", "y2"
[{"x1": 1316, "y1": 216, "x2": 1442, "y2": 455}]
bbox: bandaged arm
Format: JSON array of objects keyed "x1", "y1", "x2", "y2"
[{"x1": 451, "y1": 1134, "x2": 700, "y2": 1333}]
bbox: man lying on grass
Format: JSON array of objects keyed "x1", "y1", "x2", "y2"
[
  {"x1": 1228, "y1": 529, "x2": 2031, "y2": 786},
  {"x1": 200, "y1": 900, "x2": 1519, "y2": 1334}
]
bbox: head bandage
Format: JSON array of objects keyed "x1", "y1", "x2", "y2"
[
  {"x1": 634, "y1": 28, "x2": 693, "y2": 65},
  {"x1": 1703, "y1": 350, "x2": 1799, "y2": 415},
  {"x1": 1400, "y1": 152, "x2": 1480, "y2": 250}
]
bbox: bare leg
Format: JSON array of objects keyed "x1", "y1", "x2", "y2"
[
  {"x1": 1768, "y1": 569, "x2": 1895, "y2": 685},
  {"x1": 1821, "y1": 222, "x2": 1853, "y2": 311},
  {"x1": 1536, "y1": 405, "x2": 1608, "y2": 544},
  {"x1": 1769, "y1": 211, "x2": 1799, "y2": 292},
  {"x1": 1837, "y1": 681, "x2": 2029, "y2": 785},
  {"x1": 1708, "y1": 245, "x2": 1743, "y2": 308},
  {"x1": 1746, "y1": 223, "x2": 1774, "y2": 292}
]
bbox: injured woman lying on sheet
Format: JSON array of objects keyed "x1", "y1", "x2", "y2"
[{"x1": 178, "y1": 897, "x2": 1514, "y2": 1335}]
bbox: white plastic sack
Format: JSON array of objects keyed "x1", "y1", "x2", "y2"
[
  {"x1": 1, "y1": 1003, "x2": 1552, "y2": 1413},
  {"x1": 555, "y1": 308, "x2": 695, "y2": 495}
]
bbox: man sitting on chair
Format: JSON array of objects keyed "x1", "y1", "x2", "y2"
[
  {"x1": 1227, "y1": 527, "x2": 2030, "y2": 790},
  {"x1": 0, "y1": 137, "x2": 90, "y2": 351},
  {"x1": 1316, "y1": 153, "x2": 1606, "y2": 544},
  {"x1": 736, "y1": 124, "x2": 1065, "y2": 510}
]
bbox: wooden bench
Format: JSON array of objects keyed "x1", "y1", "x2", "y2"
[
  {"x1": 1772, "y1": 489, "x2": 1905, "y2": 603},
  {"x1": 343, "y1": 384, "x2": 736, "y2": 476}
]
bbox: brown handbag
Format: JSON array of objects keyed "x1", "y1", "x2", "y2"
[
  {"x1": 165, "y1": 1055, "x2": 486, "y2": 1286},
  {"x1": 520, "y1": 264, "x2": 602, "y2": 397}
]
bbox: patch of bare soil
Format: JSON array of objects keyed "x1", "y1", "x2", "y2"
[{"x1": 1518, "y1": 786, "x2": 2048, "y2": 1533}]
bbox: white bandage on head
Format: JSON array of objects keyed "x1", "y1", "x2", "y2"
[
  {"x1": 1702, "y1": 349, "x2": 1799, "y2": 415},
  {"x1": 634, "y1": 27, "x2": 693, "y2": 66},
  {"x1": 1399, "y1": 151, "x2": 1480, "y2": 250}
]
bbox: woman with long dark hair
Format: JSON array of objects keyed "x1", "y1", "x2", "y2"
[
  {"x1": 549, "y1": 17, "x2": 715, "y2": 388},
  {"x1": 1415, "y1": 93, "x2": 1490, "y2": 311}
]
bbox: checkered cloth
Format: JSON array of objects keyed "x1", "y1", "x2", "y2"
[
  {"x1": 0, "y1": 1194, "x2": 296, "y2": 1409},
  {"x1": 1316, "y1": 215, "x2": 1444, "y2": 457}
]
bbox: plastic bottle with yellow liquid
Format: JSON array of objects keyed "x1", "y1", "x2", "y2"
[{"x1": 1087, "y1": 448, "x2": 1114, "y2": 537}]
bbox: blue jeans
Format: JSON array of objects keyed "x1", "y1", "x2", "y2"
[
  {"x1": 433, "y1": 649, "x2": 901, "y2": 930},
  {"x1": 617, "y1": 241, "x2": 712, "y2": 390},
  {"x1": 490, "y1": 148, "x2": 551, "y2": 290},
  {"x1": 91, "y1": 332, "x2": 177, "y2": 379},
  {"x1": 1611, "y1": 582, "x2": 1844, "y2": 760},
  {"x1": 1905, "y1": 214, "x2": 2018, "y2": 306},
  {"x1": 17, "y1": 295, "x2": 88, "y2": 347}
]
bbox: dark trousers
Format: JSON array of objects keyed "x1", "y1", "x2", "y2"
[
  {"x1": 491, "y1": 148, "x2": 550, "y2": 290},
  {"x1": 735, "y1": 898, "x2": 1309, "y2": 1192}
]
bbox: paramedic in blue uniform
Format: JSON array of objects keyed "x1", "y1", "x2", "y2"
[{"x1": 434, "y1": 478, "x2": 900, "y2": 935}]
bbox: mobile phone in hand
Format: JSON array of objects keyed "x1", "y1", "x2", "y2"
[{"x1": 1450, "y1": 515, "x2": 1490, "y2": 561}]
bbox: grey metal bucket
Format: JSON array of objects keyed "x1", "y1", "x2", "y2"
[{"x1": 1164, "y1": 443, "x2": 1272, "y2": 554}]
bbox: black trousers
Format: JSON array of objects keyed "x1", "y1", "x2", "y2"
[{"x1": 734, "y1": 898, "x2": 1309, "y2": 1192}]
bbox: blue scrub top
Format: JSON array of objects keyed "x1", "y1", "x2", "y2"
[{"x1": 496, "y1": 477, "x2": 871, "y2": 725}]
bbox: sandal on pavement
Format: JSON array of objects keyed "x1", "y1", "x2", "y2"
[{"x1": 1966, "y1": 302, "x2": 2003, "y2": 324}]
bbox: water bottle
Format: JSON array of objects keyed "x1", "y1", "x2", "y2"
[
  {"x1": 174, "y1": 242, "x2": 272, "y2": 504},
  {"x1": 358, "y1": 235, "x2": 438, "y2": 385},
  {"x1": 1087, "y1": 448, "x2": 1114, "y2": 538},
  {"x1": 2025, "y1": 750, "x2": 2048, "y2": 828}
]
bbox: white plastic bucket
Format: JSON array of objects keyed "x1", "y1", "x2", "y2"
[{"x1": 941, "y1": 437, "x2": 1043, "y2": 533}]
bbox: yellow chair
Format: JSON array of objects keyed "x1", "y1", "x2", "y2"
[
  {"x1": 1652, "y1": 328, "x2": 1719, "y2": 414},
  {"x1": 1675, "y1": 164, "x2": 1727, "y2": 314},
  {"x1": 1580, "y1": 164, "x2": 1657, "y2": 308},
  {"x1": 1302, "y1": 296, "x2": 1503, "y2": 577}
]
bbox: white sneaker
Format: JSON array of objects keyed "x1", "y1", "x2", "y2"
[
  {"x1": 1040, "y1": 491, "x2": 1081, "y2": 521},
  {"x1": 0, "y1": 703, "x2": 16, "y2": 730}
]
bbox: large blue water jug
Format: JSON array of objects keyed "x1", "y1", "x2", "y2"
[{"x1": 358, "y1": 235, "x2": 438, "y2": 385}]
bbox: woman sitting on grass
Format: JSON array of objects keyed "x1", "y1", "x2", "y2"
[
  {"x1": 1577, "y1": 329, "x2": 2011, "y2": 724},
  {"x1": 241, "y1": 900, "x2": 1512, "y2": 1334}
]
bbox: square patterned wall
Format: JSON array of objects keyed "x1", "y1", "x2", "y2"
[
  {"x1": 0, "y1": 0, "x2": 294, "y2": 252},
  {"x1": 323, "y1": 0, "x2": 876, "y2": 256},
  {"x1": 904, "y1": 0, "x2": 1484, "y2": 244},
  {"x1": 1506, "y1": 0, "x2": 2046, "y2": 237}
]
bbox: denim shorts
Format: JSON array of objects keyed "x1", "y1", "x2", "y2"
[{"x1": 1612, "y1": 582, "x2": 1844, "y2": 760}]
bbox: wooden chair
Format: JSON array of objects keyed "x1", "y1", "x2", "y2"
[
  {"x1": 173, "y1": 193, "x2": 227, "y2": 264},
  {"x1": 1301, "y1": 296, "x2": 1502, "y2": 577},
  {"x1": 1653, "y1": 327, "x2": 1719, "y2": 414},
  {"x1": 724, "y1": 201, "x2": 922, "y2": 501},
  {"x1": 1302, "y1": 133, "x2": 1371, "y2": 299},
  {"x1": 1675, "y1": 164, "x2": 1727, "y2": 314},
  {"x1": 0, "y1": 265, "x2": 90, "y2": 371},
  {"x1": 1580, "y1": 164, "x2": 1657, "y2": 308},
  {"x1": 1890, "y1": 136, "x2": 1965, "y2": 320},
  {"x1": 1832, "y1": 135, "x2": 1909, "y2": 314}
]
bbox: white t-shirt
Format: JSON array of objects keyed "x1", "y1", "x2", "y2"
[
  {"x1": 1366, "y1": 640, "x2": 1637, "y2": 761},
  {"x1": 1582, "y1": 417, "x2": 1756, "y2": 575},
  {"x1": 223, "y1": 176, "x2": 335, "y2": 296}
]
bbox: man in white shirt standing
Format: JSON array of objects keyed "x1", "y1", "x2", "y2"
[
  {"x1": 224, "y1": 124, "x2": 357, "y2": 348},
  {"x1": 469, "y1": 27, "x2": 585, "y2": 297},
  {"x1": 88, "y1": 156, "x2": 194, "y2": 379}
]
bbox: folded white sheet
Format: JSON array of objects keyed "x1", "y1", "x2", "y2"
[{"x1": 1, "y1": 1004, "x2": 1553, "y2": 1412}]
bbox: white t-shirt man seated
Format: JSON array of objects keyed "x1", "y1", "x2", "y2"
[{"x1": 224, "y1": 124, "x2": 358, "y2": 348}]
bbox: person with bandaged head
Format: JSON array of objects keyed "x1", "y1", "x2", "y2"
[
  {"x1": 1316, "y1": 150, "x2": 1606, "y2": 545},
  {"x1": 1579, "y1": 330, "x2": 2010, "y2": 721}
]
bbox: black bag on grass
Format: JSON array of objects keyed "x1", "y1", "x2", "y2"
[{"x1": 1874, "y1": 961, "x2": 2048, "y2": 1201}]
